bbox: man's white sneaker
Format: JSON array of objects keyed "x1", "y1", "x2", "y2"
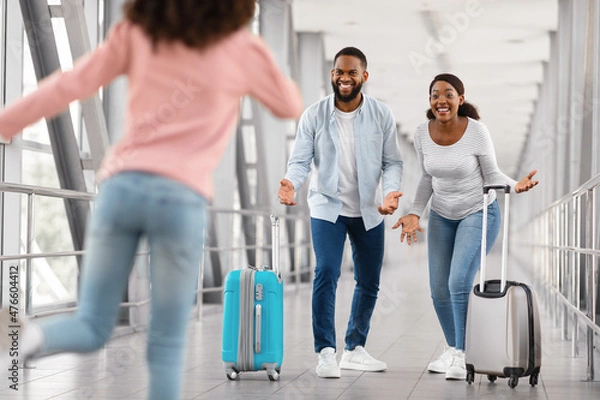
[
  {"x1": 427, "y1": 346, "x2": 456, "y2": 373},
  {"x1": 339, "y1": 346, "x2": 387, "y2": 372},
  {"x1": 316, "y1": 347, "x2": 341, "y2": 378},
  {"x1": 0, "y1": 308, "x2": 44, "y2": 368},
  {"x1": 445, "y1": 350, "x2": 467, "y2": 381}
]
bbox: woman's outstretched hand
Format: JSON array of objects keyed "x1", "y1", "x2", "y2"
[
  {"x1": 515, "y1": 169, "x2": 540, "y2": 193},
  {"x1": 392, "y1": 214, "x2": 423, "y2": 245}
]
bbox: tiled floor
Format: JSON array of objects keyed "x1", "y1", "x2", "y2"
[{"x1": 1, "y1": 236, "x2": 599, "y2": 399}]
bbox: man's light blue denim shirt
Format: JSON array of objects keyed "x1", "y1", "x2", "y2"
[{"x1": 285, "y1": 94, "x2": 403, "y2": 231}]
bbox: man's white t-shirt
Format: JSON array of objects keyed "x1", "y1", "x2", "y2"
[{"x1": 335, "y1": 107, "x2": 361, "y2": 217}]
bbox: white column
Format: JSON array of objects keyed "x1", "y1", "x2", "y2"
[
  {"x1": 102, "y1": 0, "x2": 127, "y2": 146},
  {"x1": 297, "y1": 32, "x2": 326, "y2": 108},
  {"x1": 258, "y1": 0, "x2": 298, "y2": 215},
  {"x1": 592, "y1": 0, "x2": 600, "y2": 177},
  {"x1": 555, "y1": 0, "x2": 572, "y2": 198},
  {"x1": 567, "y1": 0, "x2": 588, "y2": 189}
]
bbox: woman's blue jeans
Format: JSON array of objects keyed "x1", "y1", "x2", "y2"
[
  {"x1": 311, "y1": 217, "x2": 384, "y2": 353},
  {"x1": 38, "y1": 172, "x2": 207, "y2": 400},
  {"x1": 427, "y1": 200, "x2": 500, "y2": 351}
]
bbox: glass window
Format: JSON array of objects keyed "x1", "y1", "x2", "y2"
[
  {"x1": 21, "y1": 150, "x2": 79, "y2": 307},
  {"x1": 21, "y1": 34, "x2": 50, "y2": 145}
]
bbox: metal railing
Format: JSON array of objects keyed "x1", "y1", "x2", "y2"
[
  {"x1": 0, "y1": 182, "x2": 95, "y2": 315},
  {"x1": 0, "y1": 182, "x2": 313, "y2": 324},
  {"x1": 525, "y1": 174, "x2": 600, "y2": 381},
  {"x1": 202, "y1": 208, "x2": 313, "y2": 289}
]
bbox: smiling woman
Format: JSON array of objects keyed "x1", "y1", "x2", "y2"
[{"x1": 393, "y1": 72, "x2": 539, "y2": 381}]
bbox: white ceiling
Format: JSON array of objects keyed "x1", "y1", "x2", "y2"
[{"x1": 292, "y1": 0, "x2": 558, "y2": 176}]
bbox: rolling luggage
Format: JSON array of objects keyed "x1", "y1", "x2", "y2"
[
  {"x1": 465, "y1": 184, "x2": 541, "y2": 388},
  {"x1": 222, "y1": 215, "x2": 284, "y2": 381}
]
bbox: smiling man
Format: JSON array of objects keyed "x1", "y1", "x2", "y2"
[{"x1": 278, "y1": 47, "x2": 404, "y2": 378}]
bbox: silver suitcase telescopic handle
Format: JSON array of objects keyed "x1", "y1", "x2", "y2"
[
  {"x1": 270, "y1": 215, "x2": 281, "y2": 279},
  {"x1": 479, "y1": 184, "x2": 511, "y2": 293}
]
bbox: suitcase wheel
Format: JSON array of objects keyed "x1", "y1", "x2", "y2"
[
  {"x1": 225, "y1": 366, "x2": 240, "y2": 380},
  {"x1": 508, "y1": 376, "x2": 519, "y2": 388},
  {"x1": 529, "y1": 372, "x2": 539, "y2": 387},
  {"x1": 267, "y1": 368, "x2": 280, "y2": 381},
  {"x1": 487, "y1": 375, "x2": 497, "y2": 383},
  {"x1": 466, "y1": 371, "x2": 474, "y2": 385}
]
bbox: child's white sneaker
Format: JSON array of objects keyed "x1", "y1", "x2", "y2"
[{"x1": 0, "y1": 308, "x2": 44, "y2": 369}]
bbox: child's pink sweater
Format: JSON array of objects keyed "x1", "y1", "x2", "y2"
[{"x1": 0, "y1": 21, "x2": 302, "y2": 199}]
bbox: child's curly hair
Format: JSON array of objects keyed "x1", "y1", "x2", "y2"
[{"x1": 124, "y1": 0, "x2": 256, "y2": 49}]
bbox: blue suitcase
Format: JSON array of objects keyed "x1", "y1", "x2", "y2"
[{"x1": 222, "y1": 215, "x2": 284, "y2": 381}]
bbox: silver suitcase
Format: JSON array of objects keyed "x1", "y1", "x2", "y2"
[{"x1": 465, "y1": 185, "x2": 542, "y2": 388}]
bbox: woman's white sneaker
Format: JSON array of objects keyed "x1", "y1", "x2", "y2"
[
  {"x1": 445, "y1": 350, "x2": 467, "y2": 381},
  {"x1": 427, "y1": 346, "x2": 456, "y2": 373}
]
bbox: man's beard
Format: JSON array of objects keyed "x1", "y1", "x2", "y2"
[{"x1": 332, "y1": 80, "x2": 362, "y2": 103}]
